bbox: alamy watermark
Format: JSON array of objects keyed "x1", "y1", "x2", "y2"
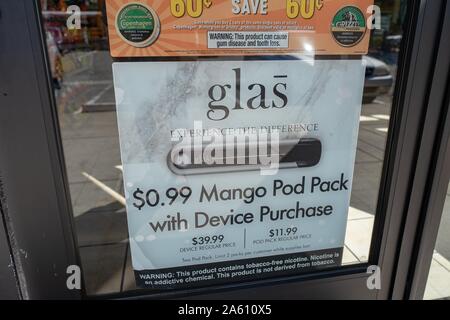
[
  {"x1": 66, "y1": 5, "x2": 81, "y2": 30},
  {"x1": 66, "y1": 265, "x2": 81, "y2": 290},
  {"x1": 170, "y1": 121, "x2": 281, "y2": 176},
  {"x1": 366, "y1": 265, "x2": 381, "y2": 290}
]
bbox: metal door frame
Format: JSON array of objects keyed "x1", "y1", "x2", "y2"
[
  {"x1": 0, "y1": 0, "x2": 449, "y2": 299},
  {"x1": 403, "y1": 4, "x2": 450, "y2": 299},
  {"x1": 0, "y1": 201, "x2": 19, "y2": 300}
]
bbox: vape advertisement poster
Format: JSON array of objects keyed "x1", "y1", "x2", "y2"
[
  {"x1": 112, "y1": 59, "x2": 366, "y2": 288},
  {"x1": 106, "y1": 0, "x2": 374, "y2": 57}
]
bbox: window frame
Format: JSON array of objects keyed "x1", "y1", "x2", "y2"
[{"x1": 0, "y1": 0, "x2": 448, "y2": 299}]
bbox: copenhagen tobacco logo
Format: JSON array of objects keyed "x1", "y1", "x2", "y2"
[
  {"x1": 331, "y1": 6, "x2": 366, "y2": 47},
  {"x1": 115, "y1": 3, "x2": 160, "y2": 48}
]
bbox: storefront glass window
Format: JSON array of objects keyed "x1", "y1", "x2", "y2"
[{"x1": 41, "y1": 0, "x2": 408, "y2": 295}]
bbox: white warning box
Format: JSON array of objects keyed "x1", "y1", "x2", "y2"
[{"x1": 207, "y1": 31, "x2": 289, "y2": 49}]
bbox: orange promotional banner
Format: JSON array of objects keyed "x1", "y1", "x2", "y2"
[{"x1": 106, "y1": 0, "x2": 374, "y2": 57}]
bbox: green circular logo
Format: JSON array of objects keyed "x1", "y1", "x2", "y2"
[
  {"x1": 331, "y1": 6, "x2": 366, "y2": 47},
  {"x1": 115, "y1": 3, "x2": 160, "y2": 48}
]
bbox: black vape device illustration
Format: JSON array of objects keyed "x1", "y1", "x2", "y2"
[{"x1": 167, "y1": 138, "x2": 322, "y2": 175}]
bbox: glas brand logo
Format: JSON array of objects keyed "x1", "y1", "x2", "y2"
[{"x1": 207, "y1": 68, "x2": 289, "y2": 121}]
